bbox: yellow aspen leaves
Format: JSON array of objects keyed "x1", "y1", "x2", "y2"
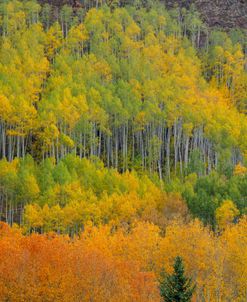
[
  {"x1": 216, "y1": 200, "x2": 240, "y2": 230},
  {"x1": 234, "y1": 163, "x2": 247, "y2": 176}
]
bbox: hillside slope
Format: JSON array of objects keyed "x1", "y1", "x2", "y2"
[
  {"x1": 39, "y1": 0, "x2": 247, "y2": 29},
  {"x1": 164, "y1": 0, "x2": 247, "y2": 29}
]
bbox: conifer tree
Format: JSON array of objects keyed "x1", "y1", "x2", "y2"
[{"x1": 159, "y1": 256, "x2": 195, "y2": 302}]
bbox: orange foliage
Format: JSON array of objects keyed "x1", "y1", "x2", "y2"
[
  {"x1": 0, "y1": 222, "x2": 159, "y2": 302},
  {"x1": 0, "y1": 219, "x2": 246, "y2": 302}
]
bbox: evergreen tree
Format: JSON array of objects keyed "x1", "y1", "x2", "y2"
[{"x1": 159, "y1": 256, "x2": 195, "y2": 302}]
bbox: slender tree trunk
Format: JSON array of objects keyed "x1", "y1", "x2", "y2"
[{"x1": 166, "y1": 127, "x2": 171, "y2": 180}]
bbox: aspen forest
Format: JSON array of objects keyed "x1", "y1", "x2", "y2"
[{"x1": 0, "y1": 0, "x2": 246, "y2": 301}]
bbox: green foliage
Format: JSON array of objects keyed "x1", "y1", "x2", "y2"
[
  {"x1": 0, "y1": 0, "x2": 245, "y2": 174},
  {"x1": 0, "y1": 0, "x2": 246, "y2": 230},
  {"x1": 187, "y1": 149, "x2": 204, "y2": 176},
  {"x1": 52, "y1": 161, "x2": 71, "y2": 185},
  {"x1": 183, "y1": 172, "x2": 247, "y2": 227},
  {"x1": 159, "y1": 256, "x2": 195, "y2": 302}
]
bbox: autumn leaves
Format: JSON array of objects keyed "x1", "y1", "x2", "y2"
[
  {"x1": 0, "y1": 218, "x2": 246, "y2": 301},
  {"x1": 0, "y1": 1, "x2": 246, "y2": 175}
]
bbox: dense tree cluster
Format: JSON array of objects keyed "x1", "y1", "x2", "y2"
[
  {"x1": 0, "y1": 0, "x2": 246, "y2": 178},
  {"x1": 0, "y1": 217, "x2": 246, "y2": 301},
  {"x1": 0, "y1": 1, "x2": 246, "y2": 301},
  {"x1": 0, "y1": 154, "x2": 245, "y2": 231},
  {"x1": 0, "y1": 154, "x2": 188, "y2": 231}
]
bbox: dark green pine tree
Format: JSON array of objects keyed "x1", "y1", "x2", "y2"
[{"x1": 159, "y1": 256, "x2": 195, "y2": 302}]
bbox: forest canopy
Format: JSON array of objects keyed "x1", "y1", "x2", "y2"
[{"x1": 0, "y1": 1, "x2": 246, "y2": 301}]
